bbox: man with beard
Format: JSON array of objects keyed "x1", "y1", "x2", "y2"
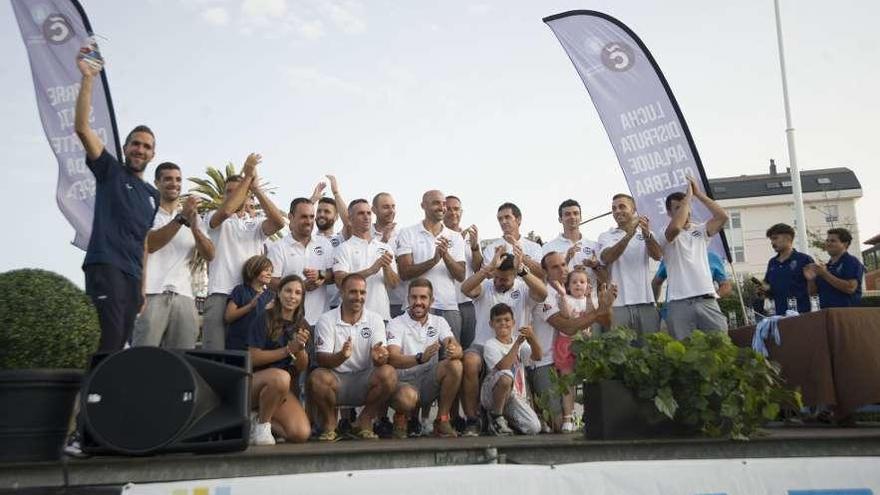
[
  {"x1": 372, "y1": 192, "x2": 404, "y2": 317},
  {"x1": 333, "y1": 199, "x2": 400, "y2": 321},
  {"x1": 481, "y1": 202, "x2": 545, "y2": 280},
  {"x1": 267, "y1": 198, "x2": 335, "y2": 326},
  {"x1": 597, "y1": 194, "x2": 662, "y2": 335},
  {"x1": 759, "y1": 223, "x2": 813, "y2": 315},
  {"x1": 312, "y1": 175, "x2": 350, "y2": 308},
  {"x1": 201, "y1": 155, "x2": 286, "y2": 350},
  {"x1": 387, "y1": 279, "x2": 464, "y2": 438},
  {"x1": 133, "y1": 162, "x2": 215, "y2": 348},
  {"x1": 458, "y1": 246, "x2": 547, "y2": 436},
  {"x1": 75, "y1": 49, "x2": 161, "y2": 351},
  {"x1": 310, "y1": 274, "x2": 397, "y2": 441},
  {"x1": 397, "y1": 190, "x2": 467, "y2": 339}
]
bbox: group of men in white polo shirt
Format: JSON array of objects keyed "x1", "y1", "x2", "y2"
[{"x1": 138, "y1": 166, "x2": 730, "y2": 438}]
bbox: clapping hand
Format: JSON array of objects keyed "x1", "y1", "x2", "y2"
[{"x1": 371, "y1": 342, "x2": 389, "y2": 366}]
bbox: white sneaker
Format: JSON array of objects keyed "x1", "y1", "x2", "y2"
[
  {"x1": 561, "y1": 420, "x2": 575, "y2": 433},
  {"x1": 540, "y1": 421, "x2": 552, "y2": 434},
  {"x1": 420, "y1": 418, "x2": 434, "y2": 436},
  {"x1": 250, "y1": 421, "x2": 275, "y2": 446}
]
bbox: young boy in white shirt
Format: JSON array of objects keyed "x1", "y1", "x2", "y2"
[{"x1": 481, "y1": 303, "x2": 542, "y2": 436}]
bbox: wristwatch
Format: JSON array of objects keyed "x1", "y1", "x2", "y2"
[
  {"x1": 517, "y1": 265, "x2": 530, "y2": 277},
  {"x1": 174, "y1": 213, "x2": 190, "y2": 227},
  {"x1": 415, "y1": 352, "x2": 424, "y2": 364}
]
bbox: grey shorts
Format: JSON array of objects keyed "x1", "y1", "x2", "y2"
[
  {"x1": 201, "y1": 293, "x2": 228, "y2": 350},
  {"x1": 526, "y1": 364, "x2": 562, "y2": 418},
  {"x1": 132, "y1": 292, "x2": 199, "y2": 348},
  {"x1": 332, "y1": 368, "x2": 373, "y2": 407},
  {"x1": 666, "y1": 296, "x2": 727, "y2": 340},
  {"x1": 612, "y1": 303, "x2": 660, "y2": 336},
  {"x1": 397, "y1": 362, "x2": 440, "y2": 408},
  {"x1": 430, "y1": 308, "x2": 462, "y2": 342}
]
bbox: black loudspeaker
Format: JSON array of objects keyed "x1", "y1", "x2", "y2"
[{"x1": 80, "y1": 347, "x2": 250, "y2": 455}]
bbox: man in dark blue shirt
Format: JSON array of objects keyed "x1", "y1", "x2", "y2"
[
  {"x1": 805, "y1": 228, "x2": 865, "y2": 308},
  {"x1": 761, "y1": 223, "x2": 813, "y2": 315},
  {"x1": 75, "y1": 48, "x2": 159, "y2": 351}
]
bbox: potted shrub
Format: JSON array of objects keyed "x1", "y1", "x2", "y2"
[
  {"x1": 0, "y1": 269, "x2": 99, "y2": 462},
  {"x1": 559, "y1": 327, "x2": 801, "y2": 440}
]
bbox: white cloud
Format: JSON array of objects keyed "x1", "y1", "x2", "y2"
[
  {"x1": 283, "y1": 66, "x2": 369, "y2": 97},
  {"x1": 201, "y1": 6, "x2": 230, "y2": 26},
  {"x1": 467, "y1": 4, "x2": 491, "y2": 15},
  {"x1": 242, "y1": 0, "x2": 288, "y2": 20},
  {"x1": 294, "y1": 18, "x2": 326, "y2": 40},
  {"x1": 317, "y1": 0, "x2": 366, "y2": 35}
]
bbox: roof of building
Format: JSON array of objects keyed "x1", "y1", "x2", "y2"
[
  {"x1": 707, "y1": 167, "x2": 861, "y2": 200},
  {"x1": 865, "y1": 233, "x2": 880, "y2": 246}
]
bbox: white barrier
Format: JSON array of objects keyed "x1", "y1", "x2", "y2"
[{"x1": 123, "y1": 457, "x2": 879, "y2": 495}]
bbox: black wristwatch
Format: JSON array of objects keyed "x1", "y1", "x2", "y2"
[
  {"x1": 174, "y1": 213, "x2": 190, "y2": 227},
  {"x1": 415, "y1": 352, "x2": 424, "y2": 364},
  {"x1": 517, "y1": 265, "x2": 530, "y2": 277}
]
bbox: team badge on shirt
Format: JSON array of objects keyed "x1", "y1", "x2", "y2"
[
  {"x1": 789, "y1": 260, "x2": 797, "y2": 270},
  {"x1": 691, "y1": 230, "x2": 703, "y2": 238},
  {"x1": 510, "y1": 290, "x2": 521, "y2": 300},
  {"x1": 386, "y1": 331, "x2": 395, "y2": 341},
  {"x1": 360, "y1": 327, "x2": 372, "y2": 339},
  {"x1": 316, "y1": 336, "x2": 324, "y2": 347},
  {"x1": 426, "y1": 326, "x2": 437, "y2": 338},
  {"x1": 314, "y1": 246, "x2": 324, "y2": 256},
  {"x1": 331, "y1": 238, "x2": 340, "y2": 247}
]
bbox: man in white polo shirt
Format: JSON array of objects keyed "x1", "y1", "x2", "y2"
[
  {"x1": 542, "y1": 199, "x2": 605, "y2": 287},
  {"x1": 443, "y1": 195, "x2": 482, "y2": 349},
  {"x1": 371, "y1": 192, "x2": 403, "y2": 317},
  {"x1": 133, "y1": 162, "x2": 214, "y2": 348},
  {"x1": 333, "y1": 199, "x2": 400, "y2": 321},
  {"x1": 481, "y1": 202, "x2": 545, "y2": 280},
  {"x1": 202, "y1": 153, "x2": 286, "y2": 350},
  {"x1": 458, "y1": 246, "x2": 547, "y2": 436},
  {"x1": 396, "y1": 190, "x2": 467, "y2": 339},
  {"x1": 660, "y1": 177, "x2": 729, "y2": 339},
  {"x1": 309, "y1": 274, "x2": 397, "y2": 441},
  {"x1": 387, "y1": 279, "x2": 464, "y2": 438},
  {"x1": 267, "y1": 197, "x2": 335, "y2": 327},
  {"x1": 598, "y1": 193, "x2": 662, "y2": 336}
]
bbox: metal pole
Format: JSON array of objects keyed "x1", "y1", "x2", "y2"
[
  {"x1": 774, "y1": 0, "x2": 809, "y2": 252},
  {"x1": 579, "y1": 210, "x2": 613, "y2": 226}
]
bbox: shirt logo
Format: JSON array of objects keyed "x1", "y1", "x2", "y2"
[
  {"x1": 426, "y1": 326, "x2": 437, "y2": 338},
  {"x1": 691, "y1": 230, "x2": 703, "y2": 238},
  {"x1": 125, "y1": 183, "x2": 133, "y2": 190},
  {"x1": 510, "y1": 290, "x2": 521, "y2": 300},
  {"x1": 386, "y1": 331, "x2": 395, "y2": 341},
  {"x1": 316, "y1": 336, "x2": 324, "y2": 347},
  {"x1": 331, "y1": 238, "x2": 340, "y2": 247},
  {"x1": 360, "y1": 327, "x2": 372, "y2": 339},
  {"x1": 789, "y1": 260, "x2": 797, "y2": 270},
  {"x1": 314, "y1": 246, "x2": 324, "y2": 256},
  {"x1": 636, "y1": 233, "x2": 645, "y2": 241}
]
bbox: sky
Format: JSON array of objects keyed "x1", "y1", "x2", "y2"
[{"x1": 1, "y1": 0, "x2": 878, "y2": 287}]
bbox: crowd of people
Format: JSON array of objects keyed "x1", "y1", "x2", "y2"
[{"x1": 72, "y1": 47, "x2": 866, "y2": 446}]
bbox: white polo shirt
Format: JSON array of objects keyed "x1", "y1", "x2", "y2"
[
  {"x1": 266, "y1": 233, "x2": 335, "y2": 325},
  {"x1": 597, "y1": 227, "x2": 656, "y2": 307},
  {"x1": 530, "y1": 293, "x2": 560, "y2": 367},
  {"x1": 541, "y1": 234, "x2": 600, "y2": 283},
  {"x1": 318, "y1": 231, "x2": 345, "y2": 308},
  {"x1": 205, "y1": 211, "x2": 268, "y2": 295},
  {"x1": 145, "y1": 207, "x2": 196, "y2": 297},
  {"x1": 472, "y1": 278, "x2": 534, "y2": 347},
  {"x1": 386, "y1": 311, "x2": 454, "y2": 356},
  {"x1": 333, "y1": 235, "x2": 396, "y2": 320},
  {"x1": 482, "y1": 237, "x2": 543, "y2": 267},
  {"x1": 315, "y1": 307, "x2": 387, "y2": 374},
  {"x1": 658, "y1": 222, "x2": 717, "y2": 301},
  {"x1": 373, "y1": 224, "x2": 405, "y2": 306},
  {"x1": 395, "y1": 223, "x2": 466, "y2": 311}
]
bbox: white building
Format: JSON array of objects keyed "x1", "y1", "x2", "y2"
[{"x1": 710, "y1": 160, "x2": 863, "y2": 278}]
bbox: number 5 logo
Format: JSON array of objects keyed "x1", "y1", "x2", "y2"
[
  {"x1": 42, "y1": 13, "x2": 74, "y2": 44},
  {"x1": 601, "y1": 41, "x2": 635, "y2": 72}
]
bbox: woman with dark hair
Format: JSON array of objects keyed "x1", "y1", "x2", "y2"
[
  {"x1": 225, "y1": 255, "x2": 274, "y2": 350},
  {"x1": 246, "y1": 274, "x2": 311, "y2": 445}
]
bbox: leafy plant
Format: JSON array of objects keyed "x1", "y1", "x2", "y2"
[
  {"x1": 0, "y1": 269, "x2": 99, "y2": 369},
  {"x1": 559, "y1": 327, "x2": 802, "y2": 439}
]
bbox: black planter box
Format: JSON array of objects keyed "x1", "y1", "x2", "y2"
[{"x1": 584, "y1": 379, "x2": 685, "y2": 440}]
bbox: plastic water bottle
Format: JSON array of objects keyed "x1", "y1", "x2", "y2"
[
  {"x1": 727, "y1": 311, "x2": 739, "y2": 329},
  {"x1": 810, "y1": 295, "x2": 821, "y2": 312},
  {"x1": 745, "y1": 307, "x2": 756, "y2": 325},
  {"x1": 765, "y1": 299, "x2": 776, "y2": 316},
  {"x1": 787, "y1": 297, "x2": 798, "y2": 313}
]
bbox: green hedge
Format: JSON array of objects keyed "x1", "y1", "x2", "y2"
[
  {"x1": 0, "y1": 269, "x2": 99, "y2": 369},
  {"x1": 860, "y1": 295, "x2": 880, "y2": 308}
]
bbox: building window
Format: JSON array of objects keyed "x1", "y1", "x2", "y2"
[
  {"x1": 767, "y1": 182, "x2": 780, "y2": 189},
  {"x1": 730, "y1": 212, "x2": 742, "y2": 229},
  {"x1": 817, "y1": 177, "x2": 832, "y2": 185},
  {"x1": 733, "y1": 246, "x2": 745, "y2": 263},
  {"x1": 824, "y1": 205, "x2": 839, "y2": 223}
]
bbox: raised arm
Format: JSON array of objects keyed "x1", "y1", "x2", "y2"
[
  {"x1": 251, "y1": 177, "x2": 286, "y2": 236},
  {"x1": 691, "y1": 177, "x2": 729, "y2": 237},
  {"x1": 327, "y1": 175, "x2": 351, "y2": 233},
  {"x1": 665, "y1": 180, "x2": 693, "y2": 243},
  {"x1": 74, "y1": 47, "x2": 105, "y2": 161},
  {"x1": 209, "y1": 153, "x2": 259, "y2": 229}
]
